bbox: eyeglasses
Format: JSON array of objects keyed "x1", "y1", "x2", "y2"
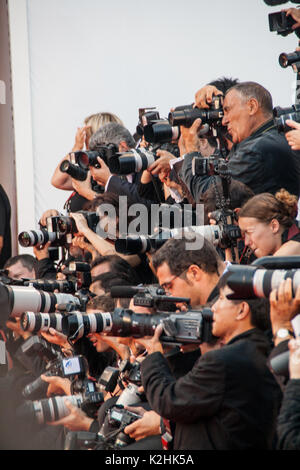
[{"x1": 160, "y1": 268, "x2": 188, "y2": 293}]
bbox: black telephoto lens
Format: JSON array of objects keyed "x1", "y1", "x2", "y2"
[{"x1": 60, "y1": 160, "x2": 88, "y2": 181}]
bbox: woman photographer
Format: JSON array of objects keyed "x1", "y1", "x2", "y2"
[{"x1": 237, "y1": 189, "x2": 300, "y2": 259}]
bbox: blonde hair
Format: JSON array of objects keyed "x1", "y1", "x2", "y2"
[
  {"x1": 238, "y1": 189, "x2": 298, "y2": 228},
  {"x1": 84, "y1": 112, "x2": 123, "y2": 138}
]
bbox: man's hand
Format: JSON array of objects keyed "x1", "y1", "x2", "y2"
[
  {"x1": 133, "y1": 324, "x2": 164, "y2": 355},
  {"x1": 39, "y1": 209, "x2": 60, "y2": 227},
  {"x1": 285, "y1": 120, "x2": 300, "y2": 150},
  {"x1": 41, "y1": 327, "x2": 71, "y2": 351},
  {"x1": 69, "y1": 212, "x2": 89, "y2": 236},
  {"x1": 33, "y1": 241, "x2": 51, "y2": 261},
  {"x1": 98, "y1": 335, "x2": 131, "y2": 360},
  {"x1": 180, "y1": 118, "x2": 203, "y2": 153},
  {"x1": 269, "y1": 279, "x2": 300, "y2": 344},
  {"x1": 89, "y1": 157, "x2": 112, "y2": 186},
  {"x1": 194, "y1": 85, "x2": 223, "y2": 109},
  {"x1": 124, "y1": 407, "x2": 161, "y2": 441},
  {"x1": 48, "y1": 398, "x2": 93, "y2": 431},
  {"x1": 286, "y1": 8, "x2": 300, "y2": 30},
  {"x1": 147, "y1": 150, "x2": 175, "y2": 176},
  {"x1": 71, "y1": 172, "x2": 97, "y2": 201},
  {"x1": 41, "y1": 374, "x2": 72, "y2": 397}
]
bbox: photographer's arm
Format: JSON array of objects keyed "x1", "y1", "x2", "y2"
[
  {"x1": 47, "y1": 398, "x2": 94, "y2": 431},
  {"x1": 194, "y1": 85, "x2": 223, "y2": 109},
  {"x1": 269, "y1": 279, "x2": 300, "y2": 347},
  {"x1": 51, "y1": 126, "x2": 90, "y2": 191},
  {"x1": 70, "y1": 212, "x2": 141, "y2": 267},
  {"x1": 124, "y1": 407, "x2": 161, "y2": 441}
]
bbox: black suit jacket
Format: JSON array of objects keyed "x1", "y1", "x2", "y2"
[{"x1": 141, "y1": 328, "x2": 282, "y2": 450}]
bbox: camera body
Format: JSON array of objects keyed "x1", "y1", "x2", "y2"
[
  {"x1": 273, "y1": 104, "x2": 300, "y2": 133},
  {"x1": 136, "y1": 107, "x2": 180, "y2": 144},
  {"x1": 269, "y1": 10, "x2": 300, "y2": 37},
  {"x1": 73, "y1": 144, "x2": 119, "y2": 169},
  {"x1": 191, "y1": 156, "x2": 228, "y2": 177}
]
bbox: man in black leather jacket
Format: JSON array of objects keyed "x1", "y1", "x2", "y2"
[{"x1": 180, "y1": 81, "x2": 300, "y2": 201}]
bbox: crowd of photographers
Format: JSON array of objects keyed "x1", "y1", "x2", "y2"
[{"x1": 2, "y1": 4, "x2": 300, "y2": 451}]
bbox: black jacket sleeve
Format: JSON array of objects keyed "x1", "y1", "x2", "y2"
[
  {"x1": 277, "y1": 379, "x2": 300, "y2": 450},
  {"x1": 141, "y1": 351, "x2": 224, "y2": 424}
]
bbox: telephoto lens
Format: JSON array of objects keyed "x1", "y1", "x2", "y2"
[
  {"x1": 226, "y1": 264, "x2": 300, "y2": 299},
  {"x1": 143, "y1": 120, "x2": 180, "y2": 144},
  {"x1": 17, "y1": 395, "x2": 84, "y2": 425},
  {"x1": 60, "y1": 160, "x2": 88, "y2": 181},
  {"x1": 107, "y1": 148, "x2": 156, "y2": 175},
  {"x1": 24, "y1": 279, "x2": 78, "y2": 294},
  {"x1": 20, "y1": 312, "x2": 64, "y2": 333},
  {"x1": 18, "y1": 229, "x2": 57, "y2": 248},
  {"x1": 4, "y1": 285, "x2": 80, "y2": 318}
]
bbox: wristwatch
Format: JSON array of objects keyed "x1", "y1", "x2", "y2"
[{"x1": 273, "y1": 328, "x2": 294, "y2": 340}]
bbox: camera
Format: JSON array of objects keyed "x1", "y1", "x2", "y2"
[
  {"x1": 61, "y1": 306, "x2": 216, "y2": 346},
  {"x1": 59, "y1": 160, "x2": 88, "y2": 181},
  {"x1": 73, "y1": 144, "x2": 119, "y2": 170},
  {"x1": 268, "y1": 10, "x2": 300, "y2": 37},
  {"x1": 110, "y1": 284, "x2": 189, "y2": 310},
  {"x1": 20, "y1": 312, "x2": 64, "y2": 334},
  {"x1": 279, "y1": 50, "x2": 300, "y2": 70},
  {"x1": 225, "y1": 257, "x2": 300, "y2": 300},
  {"x1": 168, "y1": 96, "x2": 224, "y2": 128},
  {"x1": 115, "y1": 221, "x2": 240, "y2": 255},
  {"x1": 22, "y1": 355, "x2": 88, "y2": 400},
  {"x1": 24, "y1": 279, "x2": 78, "y2": 294},
  {"x1": 47, "y1": 211, "x2": 99, "y2": 236},
  {"x1": 136, "y1": 107, "x2": 180, "y2": 144},
  {"x1": 0, "y1": 282, "x2": 81, "y2": 325},
  {"x1": 17, "y1": 389, "x2": 104, "y2": 425},
  {"x1": 105, "y1": 405, "x2": 142, "y2": 447},
  {"x1": 191, "y1": 156, "x2": 229, "y2": 177},
  {"x1": 273, "y1": 104, "x2": 300, "y2": 133},
  {"x1": 18, "y1": 228, "x2": 61, "y2": 248},
  {"x1": 107, "y1": 147, "x2": 157, "y2": 175}
]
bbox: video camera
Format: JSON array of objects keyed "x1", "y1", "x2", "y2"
[{"x1": 60, "y1": 305, "x2": 216, "y2": 346}]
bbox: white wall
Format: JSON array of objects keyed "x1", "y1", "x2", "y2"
[{"x1": 9, "y1": 0, "x2": 300, "y2": 235}]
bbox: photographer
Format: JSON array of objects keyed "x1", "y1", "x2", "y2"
[
  {"x1": 138, "y1": 271, "x2": 282, "y2": 450},
  {"x1": 151, "y1": 233, "x2": 226, "y2": 308},
  {"x1": 81, "y1": 122, "x2": 157, "y2": 207},
  {"x1": 186, "y1": 81, "x2": 300, "y2": 198},
  {"x1": 277, "y1": 338, "x2": 300, "y2": 450},
  {"x1": 237, "y1": 189, "x2": 300, "y2": 259},
  {"x1": 51, "y1": 112, "x2": 123, "y2": 211}
]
